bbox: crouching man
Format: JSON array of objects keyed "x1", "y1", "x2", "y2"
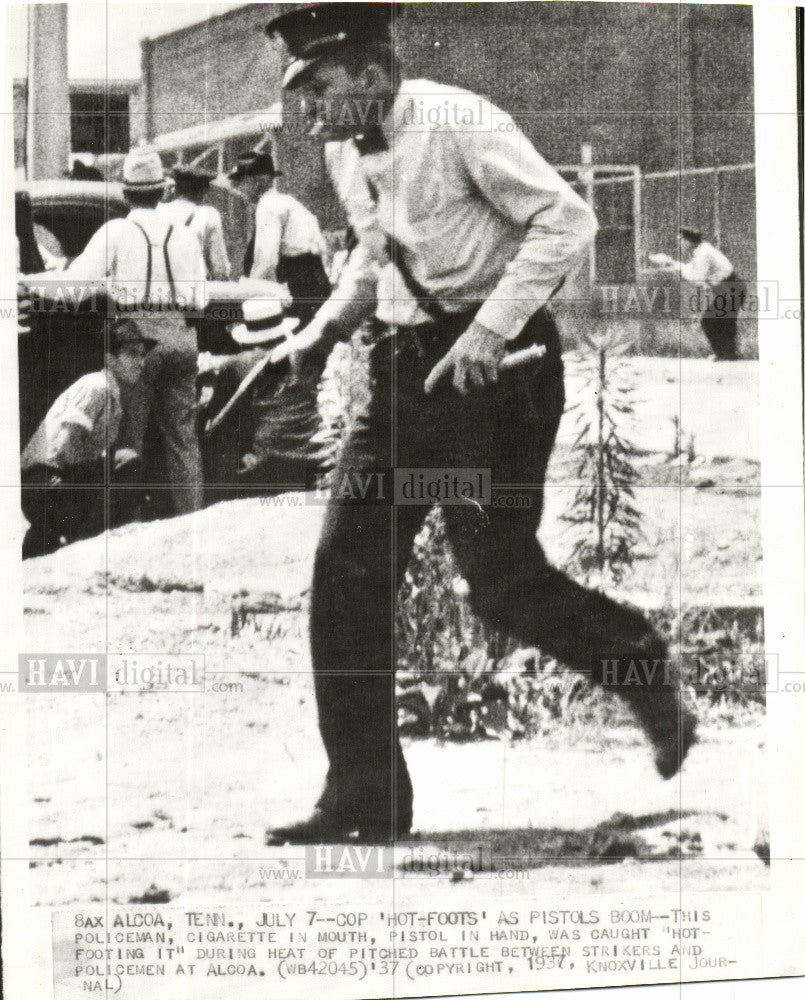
[{"x1": 21, "y1": 321, "x2": 156, "y2": 557}]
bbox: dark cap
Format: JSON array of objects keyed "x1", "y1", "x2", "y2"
[
  {"x1": 171, "y1": 164, "x2": 217, "y2": 189},
  {"x1": 265, "y1": 2, "x2": 400, "y2": 89},
  {"x1": 227, "y1": 150, "x2": 282, "y2": 181},
  {"x1": 111, "y1": 319, "x2": 158, "y2": 350},
  {"x1": 680, "y1": 226, "x2": 704, "y2": 242}
]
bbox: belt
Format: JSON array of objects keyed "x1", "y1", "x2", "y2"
[
  {"x1": 366, "y1": 303, "x2": 553, "y2": 360},
  {"x1": 366, "y1": 301, "x2": 481, "y2": 350}
]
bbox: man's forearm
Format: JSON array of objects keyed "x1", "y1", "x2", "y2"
[
  {"x1": 48, "y1": 425, "x2": 86, "y2": 467},
  {"x1": 474, "y1": 203, "x2": 598, "y2": 340},
  {"x1": 308, "y1": 242, "x2": 379, "y2": 340},
  {"x1": 208, "y1": 229, "x2": 231, "y2": 281},
  {"x1": 312, "y1": 296, "x2": 375, "y2": 344}
]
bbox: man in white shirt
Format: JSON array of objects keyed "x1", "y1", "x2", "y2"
[
  {"x1": 21, "y1": 320, "x2": 155, "y2": 557},
  {"x1": 160, "y1": 166, "x2": 231, "y2": 280},
  {"x1": 650, "y1": 227, "x2": 744, "y2": 360},
  {"x1": 228, "y1": 149, "x2": 331, "y2": 326},
  {"x1": 65, "y1": 147, "x2": 207, "y2": 514},
  {"x1": 263, "y1": 2, "x2": 697, "y2": 846}
]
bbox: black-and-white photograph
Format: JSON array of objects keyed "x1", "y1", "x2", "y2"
[{"x1": 1, "y1": 2, "x2": 803, "y2": 999}]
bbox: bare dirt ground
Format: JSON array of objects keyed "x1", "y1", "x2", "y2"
[{"x1": 22, "y1": 358, "x2": 768, "y2": 906}]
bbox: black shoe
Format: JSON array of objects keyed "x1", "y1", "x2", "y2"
[
  {"x1": 651, "y1": 702, "x2": 698, "y2": 780},
  {"x1": 265, "y1": 809, "x2": 413, "y2": 846},
  {"x1": 626, "y1": 689, "x2": 698, "y2": 779},
  {"x1": 613, "y1": 640, "x2": 699, "y2": 779}
]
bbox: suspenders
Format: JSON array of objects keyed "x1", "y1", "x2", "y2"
[{"x1": 130, "y1": 219, "x2": 178, "y2": 310}]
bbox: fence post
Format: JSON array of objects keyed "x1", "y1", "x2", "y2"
[
  {"x1": 632, "y1": 166, "x2": 643, "y2": 279},
  {"x1": 580, "y1": 143, "x2": 596, "y2": 285},
  {"x1": 712, "y1": 167, "x2": 722, "y2": 247}
]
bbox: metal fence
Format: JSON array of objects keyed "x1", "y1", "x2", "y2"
[{"x1": 564, "y1": 164, "x2": 756, "y2": 286}]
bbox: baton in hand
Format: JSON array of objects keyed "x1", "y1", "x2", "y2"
[
  {"x1": 499, "y1": 343, "x2": 547, "y2": 370},
  {"x1": 204, "y1": 353, "x2": 274, "y2": 436}
]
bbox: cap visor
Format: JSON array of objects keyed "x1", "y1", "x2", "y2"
[
  {"x1": 113, "y1": 335, "x2": 159, "y2": 348},
  {"x1": 173, "y1": 169, "x2": 215, "y2": 182},
  {"x1": 282, "y1": 56, "x2": 321, "y2": 90},
  {"x1": 228, "y1": 165, "x2": 282, "y2": 179},
  {"x1": 123, "y1": 181, "x2": 165, "y2": 193}
]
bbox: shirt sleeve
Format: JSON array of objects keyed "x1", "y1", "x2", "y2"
[
  {"x1": 679, "y1": 245, "x2": 717, "y2": 285},
  {"x1": 250, "y1": 194, "x2": 283, "y2": 281},
  {"x1": 679, "y1": 259, "x2": 702, "y2": 283},
  {"x1": 311, "y1": 142, "x2": 385, "y2": 335},
  {"x1": 451, "y1": 107, "x2": 598, "y2": 340},
  {"x1": 60, "y1": 375, "x2": 108, "y2": 429},
  {"x1": 65, "y1": 220, "x2": 117, "y2": 280},
  {"x1": 47, "y1": 376, "x2": 108, "y2": 465},
  {"x1": 203, "y1": 207, "x2": 231, "y2": 281},
  {"x1": 679, "y1": 243, "x2": 733, "y2": 287}
]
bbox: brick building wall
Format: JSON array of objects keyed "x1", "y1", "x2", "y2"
[{"x1": 141, "y1": 2, "x2": 755, "y2": 229}]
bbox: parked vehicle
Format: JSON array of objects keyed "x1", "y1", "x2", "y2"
[{"x1": 16, "y1": 182, "x2": 129, "y2": 448}]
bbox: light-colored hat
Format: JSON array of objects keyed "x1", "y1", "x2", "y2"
[
  {"x1": 122, "y1": 147, "x2": 165, "y2": 193},
  {"x1": 231, "y1": 298, "x2": 300, "y2": 346}
]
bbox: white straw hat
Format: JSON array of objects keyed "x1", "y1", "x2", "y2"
[
  {"x1": 122, "y1": 147, "x2": 166, "y2": 193},
  {"x1": 231, "y1": 298, "x2": 300, "y2": 346}
]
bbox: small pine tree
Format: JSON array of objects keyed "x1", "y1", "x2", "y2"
[{"x1": 561, "y1": 329, "x2": 643, "y2": 590}]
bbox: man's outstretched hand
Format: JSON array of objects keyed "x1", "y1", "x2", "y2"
[
  {"x1": 424, "y1": 322, "x2": 507, "y2": 395},
  {"x1": 268, "y1": 323, "x2": 329, "y2": 379},
  {"x1": 17, "y1": 281, "x2": 32, "y2": 335},
  {"x1": 113, "y1": 448, "x2": 140, "y2": 472}
]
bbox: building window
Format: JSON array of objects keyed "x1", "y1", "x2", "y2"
[{"x1": 70, "y1": 93, "x2": 130, "y2": 155}]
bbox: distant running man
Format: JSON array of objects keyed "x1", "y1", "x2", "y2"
[{"x1": 650, "y1": 227, "x2": 744, "y2": 360}]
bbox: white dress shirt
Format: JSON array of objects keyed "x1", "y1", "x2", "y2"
[
  {"x1": 250, "y1": 188, "x2": 327, "y2": 281},
  {"x1": 158, "y1": 197, "x2": 231, "y2": 281},
  {"x1": 317, "y1": 78, "x2": 597, "y2": 339},
  {"x1": 21, "y1": 371, "x2": 121, "y2": 472},
  {"x1": 66, "y1": 206, "x2": 207, "y2": 312},
  {"x1": 679, "y1": 242, "x2": 734, "y2": 287}
]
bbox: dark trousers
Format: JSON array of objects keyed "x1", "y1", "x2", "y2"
[
  {"x1": 21, "y1": 459, "x2": 141, "y2": 558},
  {"x1": 277, "y1": 253, "x2": 332, "y2": 329},
  {"x1": 701, "y1": 274, "x2": 744, "y2": 360},
  {"x1": 309, "y1": 308, "x2": 669, "y2": 833}
]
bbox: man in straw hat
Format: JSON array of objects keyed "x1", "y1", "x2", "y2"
[
  {"x1": 200, "y1": 297, "x2": 328, "y2": 489},
  {"x1": 65, "y1": 146, "x2": 207, "y2": 514},
  {"x1": 262, "y1": 3, "x2": 697, "y2": 846},
  {"x1": 228, "y1": 149, "x2": 331, "y2": 326}
]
